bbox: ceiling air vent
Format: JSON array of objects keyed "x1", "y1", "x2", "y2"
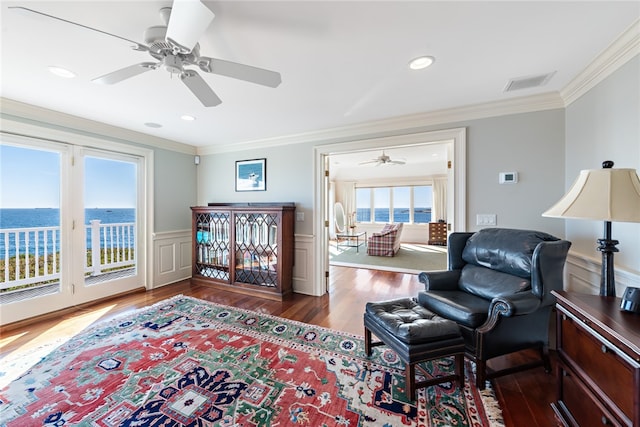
[{"x1": 504, "y1": 72, "x2": 556, "y2": 92}]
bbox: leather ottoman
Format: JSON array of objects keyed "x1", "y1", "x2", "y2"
[{"x1": 364, "y1": 297, "x2": 465, "y2": 399}]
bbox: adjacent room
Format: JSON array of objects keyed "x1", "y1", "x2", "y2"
[{"x1": 1, "y1": 1, "x2": 639, "y2": 426}]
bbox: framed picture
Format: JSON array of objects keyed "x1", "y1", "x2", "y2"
[{"x1": 236, "y1": 158, "x2": 266, "y2": 192}]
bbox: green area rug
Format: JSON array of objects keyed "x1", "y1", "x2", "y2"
[
  {"x1": 0, "y1": 295, "x2": 503, "y2": 426},
  {"x1": 330, "y1": 243, "x2": 447, "y2": 274}
]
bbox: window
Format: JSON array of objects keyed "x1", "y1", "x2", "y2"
[
  {"x1": 413, "y1": 186, "x2": 433, "y2": 224},
  {"x1": 355, "y1": 185, "x2": 432, "y2": 224},
  {"x1": 393, "y1": 187, "x2": 410, "y2": 222},
  {"x1": 355, "y1": 188, "x2": 371, "y2": 222},
  {"x1": 373, "y1": 188, "x2": 390, "y2": 222}
]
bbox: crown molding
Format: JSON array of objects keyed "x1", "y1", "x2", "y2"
[
  {"x1": 0, "y1": 97, "x2": 196, "y2": 155},
  {"x1": 198, "y1": 92, "x2": 564, "y2": 155},
  {"x1": 561, "y1": 18, "x2": 640, "y2": 106},
  {"x1": 199, "y1": 20, "x2": 639, "y2": 156}
]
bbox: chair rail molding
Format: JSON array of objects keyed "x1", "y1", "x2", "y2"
[{"x1": 565, "y1": 251, "x2": 640, "y2": 295}]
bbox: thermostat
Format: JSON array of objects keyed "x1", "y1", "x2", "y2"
[{"x1": 499, "y1": 172, "x2": 518, "y2": 184}]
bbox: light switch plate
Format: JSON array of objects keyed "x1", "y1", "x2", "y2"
[
  {"x1": 476, "y1": 214, "x2": 497, "y2": 226},
  {"x1": 296, "y1": 212, "x2": 304, "y2": 222}
]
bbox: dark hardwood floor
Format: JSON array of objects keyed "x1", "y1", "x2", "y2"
[{"x1": 0, "y1": 266, "x2": 557, "y2": 426}]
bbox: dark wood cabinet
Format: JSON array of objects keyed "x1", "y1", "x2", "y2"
[
  {"x1": 551, "y1": 291, "x2": 640, "y2": 427},
  {"x1": 191, "y1": 203, "x2": 295, "y2": 300},
  {"x1": 428, "y1": 222, "x2": 447, "y2": 245}
]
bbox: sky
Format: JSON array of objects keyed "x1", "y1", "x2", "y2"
[{"x1": 1, "y1": 144, "x2": 136, "y2": 208}]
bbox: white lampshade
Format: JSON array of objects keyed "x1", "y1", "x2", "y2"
[{"x1": 543, "y1": 167, "x2": 640, "y2": 223}]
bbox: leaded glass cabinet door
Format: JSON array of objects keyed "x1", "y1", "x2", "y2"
[
  {"x1": 234, "y1": 211, "x2": 279, "y2": 288},
  {"x1": 193, "y1": 210, "x2": 230, "y2": 281}
]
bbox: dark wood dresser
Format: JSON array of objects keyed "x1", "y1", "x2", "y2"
[
  {"x1": 551, "y1": 291, "x2": 640, "y2": 427},
  {"x1": 428, "y1": 222, "x2": 447, "y2": 245}
]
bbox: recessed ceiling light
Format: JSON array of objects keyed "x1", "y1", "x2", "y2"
[
  {"x1": 408, "y1": 56, "x2": 435, "y2": 70},
  {"x1": 48, "y1": 66, "x2": 76, "y2": 78},
  {"x1": 144, "y1": 122, "x2": 162, "y2": 128},
  {"x1": 181, "y1": 115, "x2": 196, "y2": 121}
]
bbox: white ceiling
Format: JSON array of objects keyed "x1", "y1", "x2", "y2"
[
  {"x1": 1, "y1": 1, "x2": 638, "y2": 151},
  {"x1": 330, "y1": 144, "x2": 448, "y2": 180}
]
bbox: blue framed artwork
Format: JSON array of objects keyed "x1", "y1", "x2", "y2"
[{"x1": 235, "y1": 158, "x2": 266, "y2": 191}]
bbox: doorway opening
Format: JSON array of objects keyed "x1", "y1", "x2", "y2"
[
  {"x1": 0, "y1": 131, "x2": 152, "y2": 325},
  {"x1": 313, "y1": 128, "x2": 467, "y2": 295}
]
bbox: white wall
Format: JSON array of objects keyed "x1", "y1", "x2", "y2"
[
  {"x1": 200, "y1": 110, "x2": 567, "y2": 238},
  {"x1": 198, "y1": 109, "x2": 568, "y2": 295},
  {"x1": 454, "y1": 109, "x2": 566, "y2": 235},
  {"x1": 563, "y1": 55, "x2": 640, "y2": 294},
  {"x1": 198, "y1": 143, "x2": 315, "y2": 234}
]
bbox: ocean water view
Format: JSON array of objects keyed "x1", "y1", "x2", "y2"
[
  {"x1": 0, "y1": 208, "x2": 135, "y2": 229},
  {"x1": 0, "y1": 208, "x2": 135, "y2": 257},
  {"x1": 356, "y1": 207, "x2": 432, "y2": 223}
]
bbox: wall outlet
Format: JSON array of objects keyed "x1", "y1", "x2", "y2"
[
  {"x1": 476, "y1": 214, "x2": 497, "y2": 226},
  {"x1": 296, "y1": 212, "x2": 304, "y2": 222}
]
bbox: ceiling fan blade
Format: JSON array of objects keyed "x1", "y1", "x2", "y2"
[
  {"x1": 202, "y1": 58, "x2": 282, "y2": 88},
  {"x1": 8, "y1": 6, "x2": 148, "y2": 51},
  {"x1": 358, "y1": 160, "x2": 379, "y2": 166},
  {"x1": 180, "y1": 70, "x2": 222, "y2": 107},
  {"x1": 165, "y1": 0, "x2": 215, "y2": 54},
  {"x1": 92, "y1": 63, "x2": 157, "y2": 85}
]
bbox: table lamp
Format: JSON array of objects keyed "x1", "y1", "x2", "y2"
[{"x1": 542, "y1": 161, "x2": 640, "y2": 297}]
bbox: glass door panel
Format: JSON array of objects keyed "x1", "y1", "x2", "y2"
[
  {"x1": 234, "y1": 212, "x2": 279, "y2": 287},
  {"x1": 74, "y1": 150, "x2": 141, "y2": 300},
  {"x1": 194, "y1": 210, "x2": 230, "y2": 281},
  {"x1": 0, "y1": 139, "x2": 71, "y2": 323}
]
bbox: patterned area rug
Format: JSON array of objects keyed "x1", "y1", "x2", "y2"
[{"x1": 0, "y1": 295, "x2": 504, "y2": 426}]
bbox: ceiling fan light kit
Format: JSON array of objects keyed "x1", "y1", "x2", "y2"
[{"x1": 10, "y1": 0, "x2": 282, "y2": 107}]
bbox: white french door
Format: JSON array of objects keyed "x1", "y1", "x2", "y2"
[
  {"x1": 1, "y1": 137, "x2": 71, "y2": 323},
  {"x1": 71, "y1": 146, "x2": 144, "y2": 302},
  {"x1": 0, "y1": 134, "x2": 148, "y2": 324}
]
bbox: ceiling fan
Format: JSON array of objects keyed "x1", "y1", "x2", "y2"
[
  {"x1": 9, "y1": 1, "x2": 282, "y2": 107},
  {"x1": 359, "y1": 151, "x2": 406, "y2": 166}
]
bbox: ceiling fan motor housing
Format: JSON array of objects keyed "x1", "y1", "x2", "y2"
[
  {"x1": 163, "y1": 55, "x2": 183, "y2": 74},
  {"x1": 144, "y1": 26, "x2": 171, "y2": 53}
]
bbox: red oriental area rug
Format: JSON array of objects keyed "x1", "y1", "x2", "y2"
[{"x1": 0, "y1": 295, "x2": 504, "y2": 426}]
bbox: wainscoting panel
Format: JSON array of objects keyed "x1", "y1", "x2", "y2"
[
  {"x1": 565, "y1": 252, "x2": 640, "y2": 295},
  {"x1": 152, "y1": 230, "x2": 192, "y2": 289},
  {"x1": 152, "y1": 231, "x2": 318, "y2": 295},
  {"x1": 293, "y1": 234, "x2": 316, "y2": 296}
]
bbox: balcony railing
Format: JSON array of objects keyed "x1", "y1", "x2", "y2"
[{"x1": 0, "y1": 221, "x2": 136, "y2": 293}]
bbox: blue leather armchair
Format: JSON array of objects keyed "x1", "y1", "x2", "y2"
[{"x1": 417, "y1": 228, "x2": 571, "y2": 389}]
